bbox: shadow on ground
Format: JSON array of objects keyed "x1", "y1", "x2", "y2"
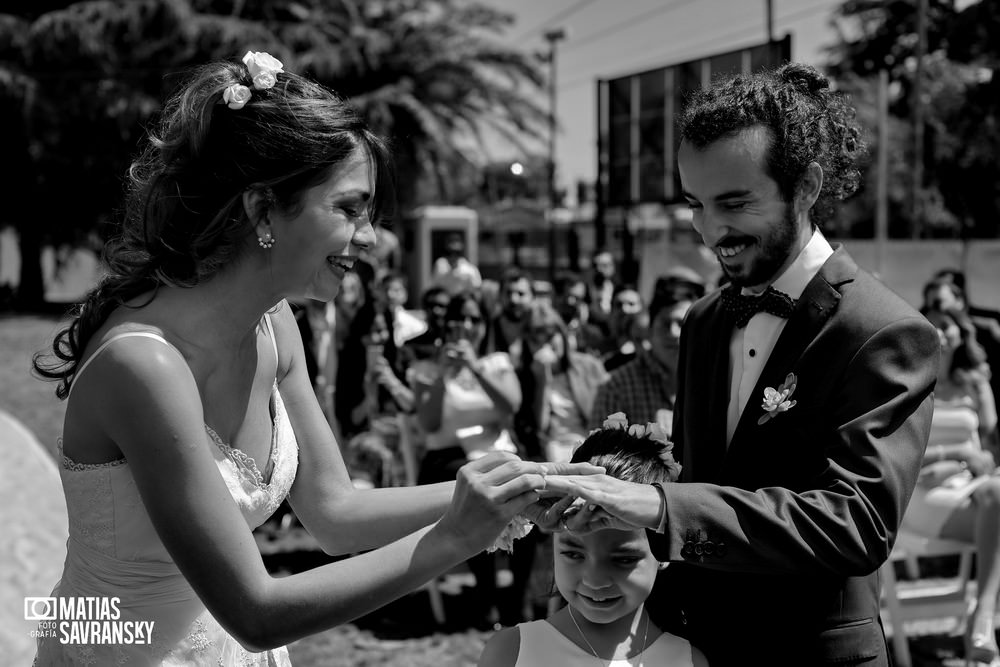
[{"x1": 266, "y1": 544, "x2": 985, "y2": 667}]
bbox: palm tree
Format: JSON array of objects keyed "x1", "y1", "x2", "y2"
[{"x1": 273, "y1": 0, "x2": 549, "y2": 214}]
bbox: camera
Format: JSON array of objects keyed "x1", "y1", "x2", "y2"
[{"x1": 24, "y1": 597, "x2": 57, "y2": 621}]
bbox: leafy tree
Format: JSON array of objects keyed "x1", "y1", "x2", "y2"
[
  {"x1": 826, "y1": 0, "x2": 1000, "y2": 238},
  {"x1": 271, "y1": 0, "x2": 548, "y2": 212},
  {"x1": 1, "y1": 0, "x2": 546, "y2": 309},
  {"x1": 0, "y1": 13, "x2": 45, "y2": 306}
]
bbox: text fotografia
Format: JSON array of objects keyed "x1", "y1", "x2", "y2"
[{"x1": 25, "y1": 597, "x2": 154, "y2": 645}]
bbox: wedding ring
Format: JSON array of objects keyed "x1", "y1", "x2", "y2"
[{"x1": 539, "y1": 464, "x2": 548, "y2": 491}]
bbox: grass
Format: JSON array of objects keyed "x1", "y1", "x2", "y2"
[
  {"x1": 0, "y1": 314, "x2": 69, "y2": 457},
  {"x1": 0, "y1": 313, "x2": 490, "y2": 666}
]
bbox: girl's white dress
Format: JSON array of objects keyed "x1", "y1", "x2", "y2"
[
  {"x1": 34, "y1": 326, "x2": 298, "y2": 666},
  {"x1": 513, "y1": 620, "x2": 696, "y2": 666}
]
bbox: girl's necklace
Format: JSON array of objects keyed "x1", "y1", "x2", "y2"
[{"x1": 567, "y1": 604, "x2": 650, "y2": 665}]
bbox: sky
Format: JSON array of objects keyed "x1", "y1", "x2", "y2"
[{"x1": 481, "y1": 0, "x2": 850, "y2": 200}]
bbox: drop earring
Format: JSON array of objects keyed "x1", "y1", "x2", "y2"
[{"x1": 257, "y1": 231, "x2": 275, "y2": 249}]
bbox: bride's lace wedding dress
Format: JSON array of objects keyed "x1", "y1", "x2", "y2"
[{"x1": 34, "y1": 323, "x2": 298, "y2": 666}]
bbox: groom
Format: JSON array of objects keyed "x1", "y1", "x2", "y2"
[{"x1": 547, "y1": 63, "x2": 939, "y2": 666}]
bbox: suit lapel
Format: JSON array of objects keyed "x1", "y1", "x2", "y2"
[
  {"x1": 692, "y1": 293, "x2": 736, "y2": 484},
  {"x1": 727, "y1": 246, "x2": 857, "y2": 455}
]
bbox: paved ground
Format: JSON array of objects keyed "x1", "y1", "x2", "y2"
[{"x1": 0, "y1": 410, "x2": 69, "y2": 666}]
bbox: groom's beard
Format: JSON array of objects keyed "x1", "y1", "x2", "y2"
[{"x1": 721, "y1": 205, "x2": 798, "y2": 288}]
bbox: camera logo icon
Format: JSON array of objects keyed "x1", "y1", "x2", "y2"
[{"x1": 24, "y1": 597, "x2": 57, "y2": 621}]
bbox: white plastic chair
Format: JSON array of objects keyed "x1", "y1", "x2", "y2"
[{"x1": 880, "y1": 529, "x2": 976, "y2": 667}]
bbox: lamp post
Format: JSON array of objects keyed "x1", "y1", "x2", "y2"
[{"x1": 544, "y1": 27, "x2": 566, "y2": 282}]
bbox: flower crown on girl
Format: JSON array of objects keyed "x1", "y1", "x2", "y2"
[{"x1": 589, "y1": 412, "x2": 681, "y2": 481}]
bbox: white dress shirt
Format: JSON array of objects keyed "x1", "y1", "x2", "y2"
[{"x1": 725, "y1": 230, "x2": 834, "y2": 446}]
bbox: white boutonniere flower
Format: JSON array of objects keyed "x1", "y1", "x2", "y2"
[
  {"x1": 242, "y1": 51, "x2": 284, "y2": 90},
  {"x1": 758, "y1": 372, "x2": 798, "y2": 425}
]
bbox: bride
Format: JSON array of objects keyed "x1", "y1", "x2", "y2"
[{"x1": 31, "y1": 52, "x2": 597, "y2": 665}]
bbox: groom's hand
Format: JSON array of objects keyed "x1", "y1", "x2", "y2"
[
  {"x1": 541, "y1": 475, "x2": 664, "y2": 534},
  {"x1": 518, "y1": 461, "x2": 606, "y2": 528}
]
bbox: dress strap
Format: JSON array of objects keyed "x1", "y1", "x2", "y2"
[
  {"x1": 68, "y1": 332, "x2": 185, "y2": 400},
  {"x1": 263, "y1": 312, "x2": 279, "y2": 365}
]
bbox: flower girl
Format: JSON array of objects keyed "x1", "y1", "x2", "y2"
[{"x1": 479, "y1": 414, "x2": 708, "y2": 666}]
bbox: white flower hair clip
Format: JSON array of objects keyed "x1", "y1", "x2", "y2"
[
  {"x1": 222, "y1": 84, "x2": 251, "y2": 110},
  {"x1": 243, "y1": 50, "x2": 284, "y2": 90},
  {"x1": 221, "y1": 51, "x2": 285, "y2": 110}
]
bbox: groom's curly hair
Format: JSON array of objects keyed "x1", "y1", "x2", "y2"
[{"x1": 680, "y1": 62, "x2": 867, "y2": 226}]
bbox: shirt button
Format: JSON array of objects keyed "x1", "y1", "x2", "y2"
[{"x1": 749, "y1": 349, "x2": 756, "y2": 357}]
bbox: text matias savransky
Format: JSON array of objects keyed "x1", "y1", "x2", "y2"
[{"x1": 28, "y1": 597, "x2": 155, "y2": 645}]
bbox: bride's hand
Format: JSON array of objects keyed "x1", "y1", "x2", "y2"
[{"x1": 435, "y1": 454, "x2": 604, "y2": 554}]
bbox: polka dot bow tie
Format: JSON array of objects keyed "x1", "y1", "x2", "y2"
[{"x1": 720, "y1": 285, "x2": 797, "y2": 328}]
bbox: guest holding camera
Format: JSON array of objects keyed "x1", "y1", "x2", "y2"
[{"x1": 411, "y1": 290, "x2": 522, "y2": 627}]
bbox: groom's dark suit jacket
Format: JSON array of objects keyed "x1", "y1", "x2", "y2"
[{"x1": 649, "y1": 246, "x2": 940, "y2": 666}]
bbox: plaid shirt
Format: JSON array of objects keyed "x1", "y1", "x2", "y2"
[{"x1": 590, "y1": 349, "x2": 676, "y2": 429}]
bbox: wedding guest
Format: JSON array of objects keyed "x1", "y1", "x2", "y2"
[
  {"x1": 411, "y1": 290, "x2": 523, "y2": 627},
  {"x1": 602, "y1": 285, "x2": 647, "y2": 372},
  {"x1": 541, "y1": 62, "x2": 940, "y2": 665},
  {"x1": 652, "y1": 266, "x2": 706, "y2": 305},
  {"x1": 479, "y1": 415, "x2": 707, "y2": 667},
  {"x1": 502, "y1": 301, "x2": 609, "y2": 624},
  {"x1": 31, "y1": 53, "x2": 595, "y2": 666},
  {"x1": 552, "y1": 271, "x2": 609, "y2": 357},
  {"x1": 482, "y1": 267, "x2": 535, "y2": 361},
  {"x1": 402, "y1": 285, "x2": 451, "y2": 365},
  {"x1": 432, "y1": 231, "x2": 482, "y2": 296},
  {"x1": 589, "y1": 249, "x2": 618, "y2": 326},
  {"x1": 517, "y1": 300, "x2": 609, "y2": 464},
  {"x1": 923, "y1": 272, "x2": 1000, "y2": 444},
  {"x1": 902, "y1": 306, "x2": 998, "y2": 662},
  {"x1": 591, "y1": 294, "x2": 692, "y2": 434},
  {"x1": 376, "y1": 270, "x2": 426, "y2": 382},
  {"x1": 931, "y1": 269, "x2": 1000, "y2": 331}
]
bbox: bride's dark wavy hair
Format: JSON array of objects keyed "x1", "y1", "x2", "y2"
[
  {"x1": 33, "y1": 57, "x2": 395, "y2": 399},
  {"x1": 680, "y1": 62, "x2": 867, "y2": 226}
]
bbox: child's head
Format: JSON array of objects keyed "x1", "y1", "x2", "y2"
[{"x1": 553, "y1": 414, "x2": 680, "y2": 625}]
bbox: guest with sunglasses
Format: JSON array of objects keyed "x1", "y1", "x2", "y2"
[{"x1": 411, "y1": 290, "x2": 523, "y2": 627}]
